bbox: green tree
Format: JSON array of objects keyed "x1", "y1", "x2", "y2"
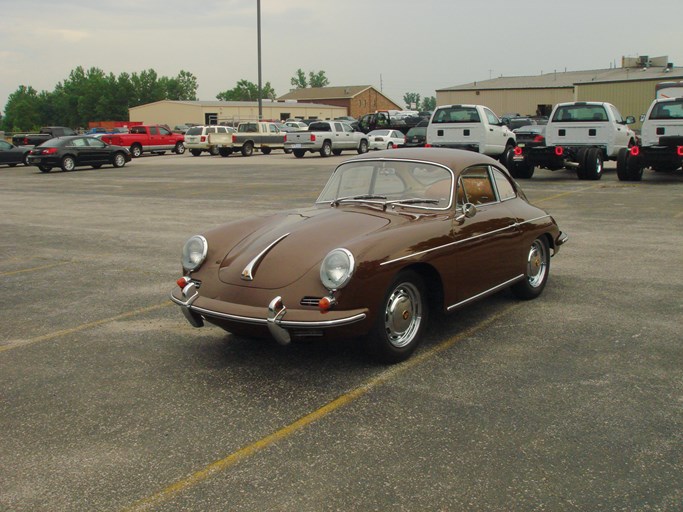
[
  {"x1": 308, "y1": 70, "x2": 329, "y2": 88},
  {"x1": 290, "y1": 69, "x2": 307, "y2": 89},
  {"x1": 403, "y1": 92, "x2": 421, "y2": 110},
  {"x1": 2, "y1": 85, "x2": 42, "y2": 131},
  {"x1": 216, "y1": 80, "x2": 276, "y2": 101},
  {"x1": 160, "y1": 70, "x2": 198, "y2": 101},
  {"x1": 421, "y1": 96, "x2": 436, "y2": 111}
]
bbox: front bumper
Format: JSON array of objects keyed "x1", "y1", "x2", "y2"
[{"x1": 170, "y1": 282, "x2": 368, "y2": 344}]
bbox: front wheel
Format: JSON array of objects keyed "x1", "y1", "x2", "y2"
[
  {"x1": 357, "y1": 139, "x2": 369, "y2": 154},
  {"x1": 174, "y1": 142, "x2": 185, "y2": 155},
  {"x1": 113, "y1": 152, "x2": 127, "y2": 168},
  {"x1": 511, "y1": 237, "x2": 550, "y2": 300},
  {"x1": 366, "y1": 271, "x2": 428, "y2": 364},
  {"x1": 61, "y1": 156, "x2": 76, "y2": 172}
]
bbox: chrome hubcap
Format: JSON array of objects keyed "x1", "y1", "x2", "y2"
[
  {"x1": 384, "y1": 282, "x2": 422, "y2": 348},
  {"x1": 527, "y1": 240, "x2": 548, "y2": 288}
]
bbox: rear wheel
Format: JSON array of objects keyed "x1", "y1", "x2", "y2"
[
  {"x1": 575, "y1": 148, "x2": 589, "y2": 179},
  {"x1": 208, "y1": 146, "x2": 219, "y2": 156},
  {"x1": 39, "y1": 165, "x2": 52, "y2": 173},
  {"x1": 241, "y1": 142, "x2": 254, "y2": 157},
  {"x1": 582, "y1": 148, "x2": 604, "y2": 180},
  {"x1": 261, "y1": 147, "x2": 272, "y2": 155},
  {"x1": 190, "y1": 149, "x2": 202, "y2": 157},
  {"x1": 616, "y1": 148, "x2": 643, "y2": 181},
  {"x1": 218, "y1": 148, "x2": 232, "y2": 157},
  {"x1": 357, "y1": 139, "x2": 369, "y2": 154},
  {"x1": 366, "y1": 271, "x2": 428, "y2": 364},
  {"x1": 130, "y1": 144, "x2": 143, "y2": 158},
  {"x1": 500, "y1": 144, "x2": 515, "y2": 170},
  {"x1": 61, "y1": 156, "x2": 76, "y2": 172},
  {"x1": 293, "y1": 149, "x2": 306, "y2": 158},
  {"x1": 511, "y1": 237, "x2": 550, "y2": 300},
  {"x1": 510, "y1": 161, "x2": 535, "y2": 179},
  {"x1": 332, "y1": 149, "x2": 343, "y2": 156}
]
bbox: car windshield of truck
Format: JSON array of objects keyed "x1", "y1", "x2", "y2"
[
  {"x1": 431, "y1": 106, "x2": 481, "y2": 124},
  {"x1": 317, "y1": 160, "x2": 453, "y2": 209},
  {"x1": 650, "y1": 100, "x2": 683, "y2": 120},
  {"x1": 552, "y1": 104, "x2": 608, "y2": 122}
]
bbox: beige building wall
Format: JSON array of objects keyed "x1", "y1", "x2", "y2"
[
  {"x1": 129, "y1": 101, "x2": 347, "y2": 127},
  {"x1": 436, "y1": 88, "x2": 575, "y2": 117}
]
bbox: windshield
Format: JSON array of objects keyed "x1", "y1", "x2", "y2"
[
  {"x1": 650, "y1": 99, "x2": 683, "y2": 120},
  {"x1": 552, "y1": 104, "x2": 609, "y2": 122},
  {"x1": 316, "y1": 160, "x2": 453, "y2": 209},
  {"x1": 431, "y1": 106, "x2": 481, "y2": 124}
]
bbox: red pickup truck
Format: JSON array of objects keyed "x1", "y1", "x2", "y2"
[{"x1": 100, "y1": 125, "x2": 186, "y2": 158}]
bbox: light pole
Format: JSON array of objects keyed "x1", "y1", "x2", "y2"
[{"x1": 257, "y1": 0, "x2": 262, "y2": 120}]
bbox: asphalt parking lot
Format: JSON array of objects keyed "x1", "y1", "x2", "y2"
[{"x1": 1, "y1": 151, "x2": 682, "y2": 511}]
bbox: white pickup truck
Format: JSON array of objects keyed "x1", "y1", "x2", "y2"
[
  {"x1": 208, "y1": 121, "x2": 285, "y2": 157},
  {"x1": 425, "y1": 104, "x2": 516, "y2": 165},
  {"x1": 511, "y1": 101, "x2": 636, "y2": 180},
  {"x1": 617, "y1": 97, "x2": 683, "y2": 181},
  {"x1": 284, "y1": 121, "x2": 369, "y2": 158}
]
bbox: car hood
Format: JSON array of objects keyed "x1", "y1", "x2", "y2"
[{"x1": 218, "y1": 207, "x2": 391, "y2": 289}]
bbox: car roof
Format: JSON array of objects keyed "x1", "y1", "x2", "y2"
[{"x1": 341, "y1": 148, "x2": 505, "y2": 175}]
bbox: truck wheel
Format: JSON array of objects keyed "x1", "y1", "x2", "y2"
[
  {"x1": 241, "y1": 142, "x2": 254, "y2": 157},
  {"x1": 500, "y1": 144, "x2": 515, "y2": 170},
  {"x1": 616, "y1": 148, "x2": 643, "y2": 181},
  {"x1": 61, "y1": 156, "x2": 76, "y2": 172},
  {"x1": 218, "y1": 148, "x2": 232, "y2": 157},
  {"x1": 174, "y1": 142, "x2": 185, "y2": 155},
  {"x1": 261, "y1": 147, "x2": 272, "y2": 155},
  {"x1": 357, "y1": 139, "x2": 369, "y2": 154},
  {"x1": 209, "y1": 146, "x2": 219, "y2": 156},
  {"x1": 575, "y1": 148, "x2": 589, "y2": 179},
  {"x1": 293, "y1": 149, "x2": 306, "y2": 158},
  {"x1": 583, "y1": 148, "x2": 603, "y2": 180},
  {"x1": 511, "y1": 161, "x2": 535, "y2": 179},
  {"x1": 332, "y1": 149, "x2": 343, "y2": 156},
  {"x1": 130, "y1": 144, "x2": 143, "y2": 158},
  {"x1": 320, "y1": 141, "x2": 332, "y2": 157},
  {"x1": 190, "y1": 149, "x2": 202, "y2": 157}
]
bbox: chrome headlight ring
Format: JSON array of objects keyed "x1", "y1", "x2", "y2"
[
  {"x1": 320, "y1": 248, "x2": 355, "y2": 291},
  {"x1": 182, "y1": 235, "x2": 208, "y2": 272}
]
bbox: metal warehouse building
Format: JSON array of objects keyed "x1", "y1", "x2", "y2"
[
  {"x1": 436, "y1": 56, "x2": 683, "y2": 130},
  {"x1": 128, "y1": 100, "x2": 347, "y2": 127}
]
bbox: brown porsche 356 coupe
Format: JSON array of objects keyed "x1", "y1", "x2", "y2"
[{"x1": 171, "y1": 148, "x2": 567, "y2": 363}]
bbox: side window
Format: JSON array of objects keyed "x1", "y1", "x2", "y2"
[
  {"x1": 159, "y1": 127, "x2": 171, "y2": 135},
  {"x1": 491, "y1": 168, "x2": 516, "y2": 201},
  {"x1": 207, "y1": 127, "x2": 216, "y2": 134},
  {"x1": 72, "y1": 138, "x2": 87, "y2": 147},
  {"x1": 458, "y1": 166, "x2": 496, "y2": 205},
  {"x1": 334, "y1": 122, "x2": 343, "y2": 132},
  {"x1": 86, "y1": 138, "x2": 105, "y2": 148},
  {"x1": 0, "y1": 140, "x2": 11, "y2": 150},
  {"x1": 610, "y1": 106, "x2": 623, "y2": 123},
  {"x1": 150, "y1": 127, "x2": 159, "y2": 135},
  {"x1": 484, "y1": 109, "x2": 500, "y2": 125}
]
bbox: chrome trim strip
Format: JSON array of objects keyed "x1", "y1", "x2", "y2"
[
  {"x1": 446, "y1": 275, "x2": 525, "y2": 311},
  {"x1": 380, "y1": 214, "x2": 552, "y2": 267},
  {"x1": 241, "y1": 232, "x2": 290, "y2": 281}
]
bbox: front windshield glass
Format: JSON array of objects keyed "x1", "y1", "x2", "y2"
[{"x1": 317, "y1": 160, "x2": 453, "y2": 209}]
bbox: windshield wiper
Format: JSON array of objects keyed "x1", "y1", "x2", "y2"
[
  {"x1": 385, "y1": 198, "x2": 440, "y2": 207},
  {"x1": 332, "y1": 194, "x2": 387, "y2": 206}
]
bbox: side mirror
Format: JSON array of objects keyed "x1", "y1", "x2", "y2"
[
  {"x1": 625, "y1": 116, "x2": 636, "y2": 125},
  {"x1": 455, "y1": 202, "x2": 477, "y2": 223}
]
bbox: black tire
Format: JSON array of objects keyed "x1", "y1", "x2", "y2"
[
  {"x1": 366, "y1": 271, "x2": 428, "y2": 364},
  {"x1": 23, "y1": 153, "x2": 30, "y2": 166},
  {"x1": 510, "y1": 161, "x2": 535, "y2": 179},
  {"x1": 208, "y1": 146, "x2": 219, "y2": 156},
  {"x1": 130, "y1": 144, "x2": 143, "y2": 158},
  {"x1": 616, "y1": 148, "x2": 643, "y2": 181},
  {"x1": 39, "y1": 165, "x2": 51, "y2": 173},
  {"x1": 174, "y1": 142, "x2": 185, "y2": 155},
  {"x1": 293, "y1": 149, "x2": 306, "y2": 158},
  {"x1": 261, "y1": 147, "x2": 272, "y2": 155},
  {"x1": 320, "y1": 141, "x2": 332, "y2": 157},
  {"x1": 332, "y1": 149, "x2": 343, "y2": 156},
  {"x1": 583, "y1": 148, "x2": 604, "y2": 180},
  {"x1": 387, "y1": 142, "x2": 394, "y2": 149},
  {"x1": 357, "y1": 139, "x2": 369, "y2": 154},
  {"x1": 575, "y1": 148, "x2": 589, "y2": 179},
  {"x1": 61, "y1": 155, "x2": 76, "y2": 172},
  {"x1": 500, "y1": 145, "x2": 515, "y2": 170},
  {"x1": 218, "y1": 148, "x2": 232, "y2": 157},
  {"x1": 241, "y1": 142, "x2": 254, "y2": 157},
  {"x1": 284, "y1": 148, "x2": 292, "y2": 154},
  {"x1": 92, "y1": 164, "x2": 102, "y2": 169},
  {"x1": 113, "y1": 152, "x2": 127, "y2": 168},
  {"x1": 511, "y1": 237, "x2": 550, "y2": 300},
  {"x1": 190, "y1": 149, "x2": 202, "y2": 157}
]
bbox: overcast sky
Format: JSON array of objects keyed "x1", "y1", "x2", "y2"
[{"x1": 1, "y1": 0, "x2": 682, "y2": 113}]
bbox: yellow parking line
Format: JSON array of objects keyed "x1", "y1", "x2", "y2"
[
  {"x1": 122, "y1": 304, "x2": 519, "y2": 512},
  {"x1": 0, "y1": 302, "x2": 172, "y2": 353},
  {"x1": 534, "y1": 183, "x2": 602, "y2": 203},
  {"x1": 0, "y1": 261, "x2": 72, "y2": 276}
]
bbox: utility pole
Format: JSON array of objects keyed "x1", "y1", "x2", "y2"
[{"x1": 257, "y1": 0, "x2": 262, "y2": 120}]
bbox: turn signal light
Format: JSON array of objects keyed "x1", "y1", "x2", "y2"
[
  {"x1": 177, "y1": 277, "x2": 190, "y2": 288},
  {"x1": 554, "y1": 146, "x2": 564, "y2": 156},
  {"x1": 630, "y1": 146, "x2": 640, "y2": 156},
  {"x1": 318, "y1": 296, "x2": 337, "y2": 312}
]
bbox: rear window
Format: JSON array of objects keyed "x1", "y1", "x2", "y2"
[
  {"x1": 308, "y1": 122, "x2": 331, "y2": 131},
  {"x1": 649, "y1": 99, "x2": 683, "y2": 120},
  {"x1": 552, "y1": 104, "x2": 608, "y2": 122},
  {"x1": 431, "y1": 106, "x2": 481, "y2": 124},
  {"x1": 238, "y1": 123, "x2": 259, "y2": 133},
  {"x1": 185, "y1": 127, "x2": 203, "y2": 135}
]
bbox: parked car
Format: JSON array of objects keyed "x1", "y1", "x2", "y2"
[
  {"x1": 170, "y1": 148, "x2": 567, "y2": 363},
  {"x1": 0, "y1": 140, "x2": 32, "y2": 167},
  {"x1": 399, "y1": 121, "x2": 428, "y2": 148},
  {"x1": 184, "y1": 125, "x2": 235, "y2": 156},
  {"x1": 100, "y1": 125, "x2": 186, "y2": 158},
  {"x1": 284, "y1": 121, "x2": 368, "y2": 158},
  {"x1": 11, "y1": 126, "x2": 77, "y2": 147},
  {"x1": 367, "y1": 129, "x2": 406, "y2": 150},
  {"x1": 26, "y1": 136, "x2": 131, "y2": 172},
  {"x1": 284, "y1": 121, "x2": 308, "y2": 131}
]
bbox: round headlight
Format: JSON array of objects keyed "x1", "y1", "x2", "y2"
[
  {"x1": 182, "y1": 235, "x2": 208, "y2": 271},
  {"x1": 320, "y1": 248, "x2": 355, "y2": 290}
]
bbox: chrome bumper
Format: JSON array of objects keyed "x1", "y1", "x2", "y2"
[{"x1": 170, "y1": 285, "x2": 367, "y2": 344}]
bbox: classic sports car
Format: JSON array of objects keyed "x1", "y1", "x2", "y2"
[{"x1": 171, "y1": 148, "x2": 567, "y2": 363}]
